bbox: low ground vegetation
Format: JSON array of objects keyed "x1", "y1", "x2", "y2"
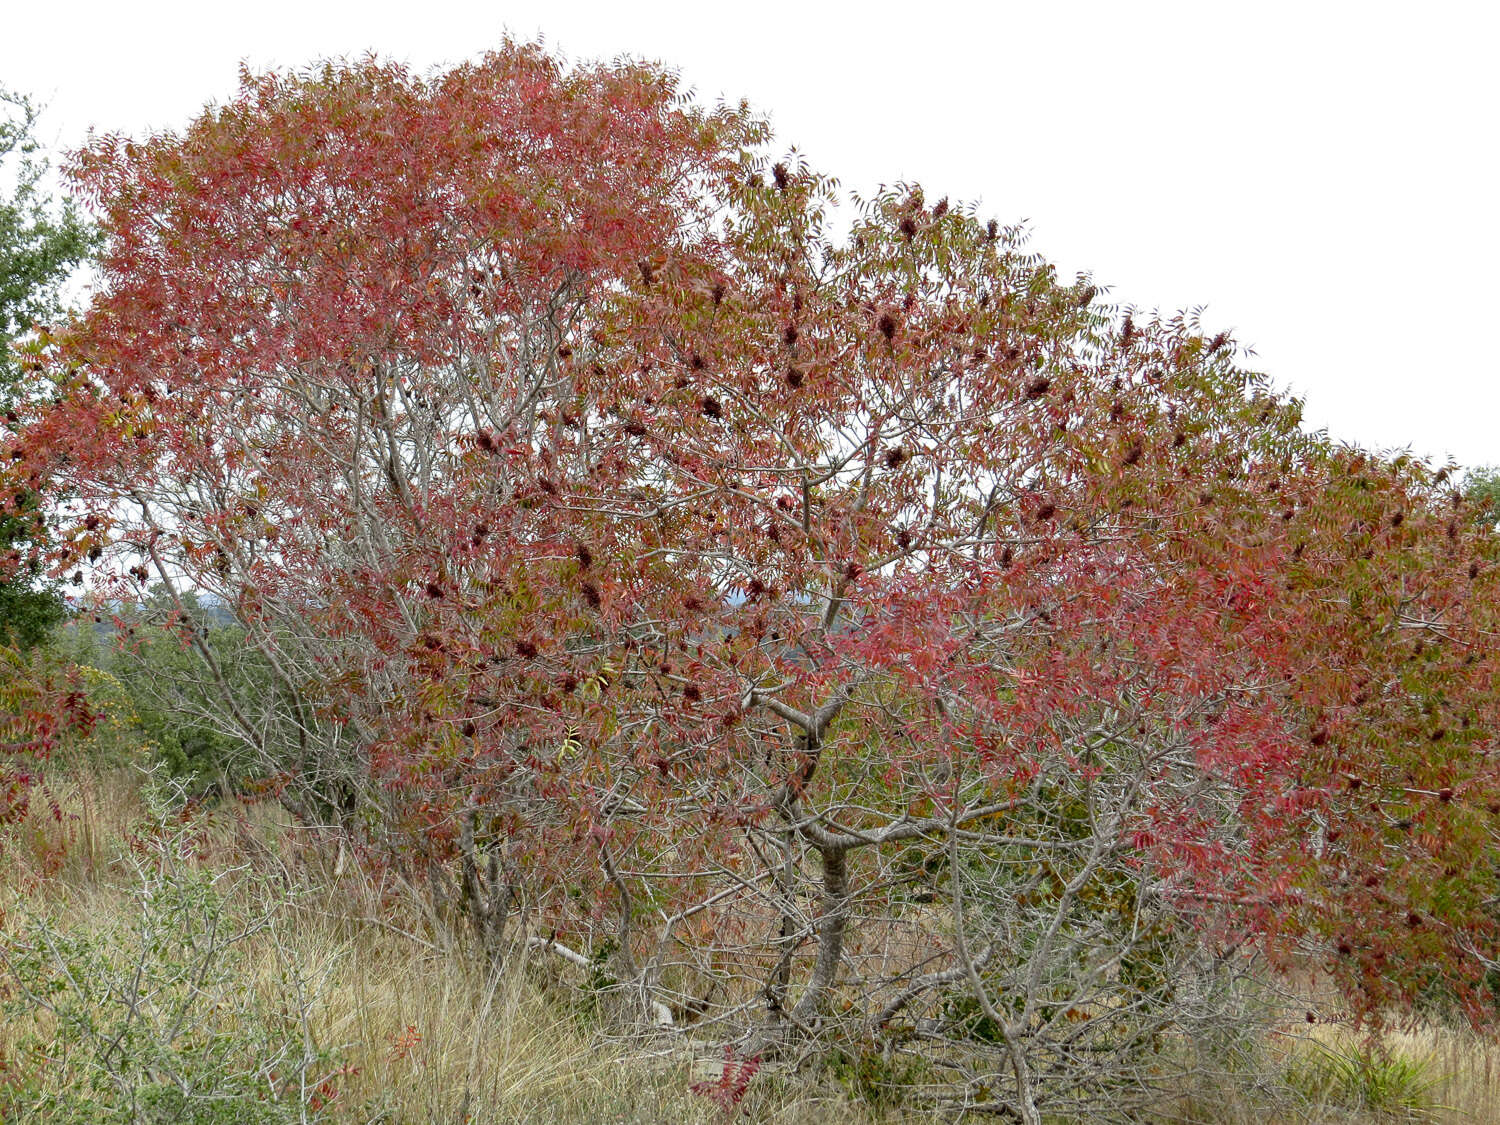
[{"x1": 2, "y1": 769, "x2": 1495, "y2": 1124}]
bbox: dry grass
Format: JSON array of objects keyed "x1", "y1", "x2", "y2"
[
  {"x1": 3, "y1": 771, "x2": 1496, "y2": 1124},
  {"x1": 1286, "y1": 1022, "x2": 1500, "y2": 1124},
  {"x1": 1161, "y1": 996, "x2": 1500, "y2": 1124}
]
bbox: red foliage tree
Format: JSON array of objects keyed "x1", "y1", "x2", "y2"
[{"x1": 10, "y1": 42, "x2": 1500, "y2": 1119}]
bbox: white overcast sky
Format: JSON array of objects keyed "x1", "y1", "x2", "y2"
[{"x1": 4, "y1": 1, "x2": 1495, "y2": 467}]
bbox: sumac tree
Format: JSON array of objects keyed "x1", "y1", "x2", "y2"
[{"x1": 9, "y1": 43, "x2": 1500, "y2": 1121}]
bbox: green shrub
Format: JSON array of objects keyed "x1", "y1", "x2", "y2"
[
  {"x1": 0, "y1": 783, "x2": 346, "y2": 1123},
  {"x1": 824, "y1": 1045, "x2": 929, "y2": 1111},
  {"x1": 1287, "y1": 1040, "x2": 1452, "y2": 1121}
]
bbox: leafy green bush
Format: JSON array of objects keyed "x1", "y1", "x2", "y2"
[{"x1": 55, "y1": 599, "x2": 267, "y2": 793}]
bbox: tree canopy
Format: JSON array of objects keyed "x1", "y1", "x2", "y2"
[{"x1": 6, "y1": 43, "x2": 1499, "y2": 1121}]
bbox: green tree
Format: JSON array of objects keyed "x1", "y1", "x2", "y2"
[
  {"x1": 1464, "y1": 465, "x2": 1500, "y2": 525},
  {"x1": 0, "y1": 85, "x2": 94, "y2": 649},
  {"x1": 108, "y1": 588, "x2": 272, "y2": 792}
]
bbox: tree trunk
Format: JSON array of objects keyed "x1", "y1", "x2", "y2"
[{"x1": 793, "y1": 844, "x2": 850, "y2": 1021}]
